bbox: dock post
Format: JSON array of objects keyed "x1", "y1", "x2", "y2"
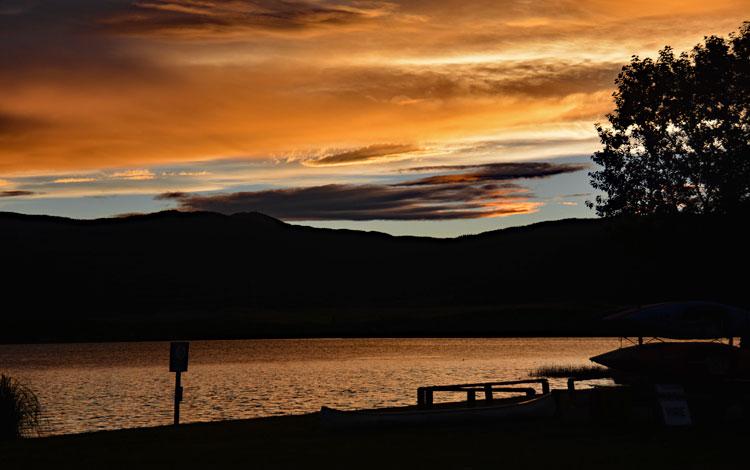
[
  {"x1": 174, "y1": 371, "x2": 182, "y2": 426},
  {"x1": 542, "y1": 380, "x2": 549, "y2": 395},
  {"x1": 417, "y1": 387, "x2": 425, "y2": 407},
  {"x1": 484, "y1": 385, "x2": 493, "y2": 402},
  {"x1": 467, "y1": 390, "x2": 476, "y2": 407}
]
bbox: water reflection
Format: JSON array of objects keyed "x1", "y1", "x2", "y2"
[{"x1": 0, "y1": 338, "x2": 619, "y2": 435}]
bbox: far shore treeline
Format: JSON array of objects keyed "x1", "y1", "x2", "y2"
[{"x1": 1, "y1": 210, "x2": 748, "y2": 343}]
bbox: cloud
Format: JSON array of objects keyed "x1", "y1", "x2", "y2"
[
  {"x1": 0, "y1": 190, "x2": 35, "y2": 198},
  {"x1": 158, "y1": 191, "x2": 189, "y2": 199},
  {"x1": 110, "y1": 169, "x2": 156, "y2": 180},
  {"x1": 306, "y1": 143, "x2": 421, "y2": 166},
  {"x1": 53, "y1": 177, "x2": 98, "y2": 184},
  {"x1": 160, "y1": 171, "x2": 211, "y2": 177},
  {"x1": 320, "y1": 61, "x2": 622, "y2": 102},
  {"x1": 451, "y1": 137, "x2": 600, "y2": 153},
  {"x1": 401, "y1": 162, "x2": 587, "y2": 186},
  {"x1": 158, "y1": 183, "x2": 538, "y2": 220},
  {"x1": 0, "y1": 0, "x2": 745, "y2": 179},
  {"x1": 101, "y1": 0, "x2": 399, "y2": 37},
  {"x1": 0, "y1": 166, "x2": 230, "y2": 199},
  {"x1": 156, "y1": 160, "x2": 585, "y2": 220}
]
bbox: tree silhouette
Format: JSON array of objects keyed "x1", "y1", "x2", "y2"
[{"x1": 588, "y1": 22, "x2": 750, "y2": 217}]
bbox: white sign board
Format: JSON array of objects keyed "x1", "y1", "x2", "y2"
[{"x1": 659, "y1": 399, "x2": 692, "y2": 426}]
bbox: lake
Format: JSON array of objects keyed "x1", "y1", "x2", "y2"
[{"x1": 0, "y1": 338, "x2": 620, "y2": 436}]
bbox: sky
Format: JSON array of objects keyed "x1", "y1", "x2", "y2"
[{"x1": 0, "y1": 1, "x2": 747, "y2": 236}]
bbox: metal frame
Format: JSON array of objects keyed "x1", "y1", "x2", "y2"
[
  {"x1": 619, "y1": 336, "x2": 733, "y2": 348},
  {"x1": 417, "y1": 379, "x2": 549, "y2": 408}
]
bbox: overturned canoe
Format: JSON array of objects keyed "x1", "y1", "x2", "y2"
[
  {"x1": 603, "y1": 302, "x2": 750, "y2": 339},
  {"x1": 591, "y1": 342, "x2": 750, "y2": 379},
  {"x1": 320, "y1": 394, "x2": 556, "y2": 428}
]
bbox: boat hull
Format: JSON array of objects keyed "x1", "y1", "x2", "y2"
[
  {"x1": 591, "y1": 342, "x2": 750, "y2": 380},
  {"x1": 320, "y1": 394, "x2": 556, "y2": 428}
]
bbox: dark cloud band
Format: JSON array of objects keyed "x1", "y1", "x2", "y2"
[
  {"x1": 101, "y1": 0, "x2": 395, "y2": 36},
  {"x1": 400, "y1": 162, "x2": 588, "y2": 186},
  {"x1": 0, "y1": 190, "x2": 35, "y2": 198},
  {"x1": 157, "y1": 161, "x2": 584, "y2": 220}
]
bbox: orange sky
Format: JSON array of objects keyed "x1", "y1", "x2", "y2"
[{"x1": 0, "y1": 0, "x2": 747, "y2": 234}]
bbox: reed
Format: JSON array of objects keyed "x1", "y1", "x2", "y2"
[
  {"x1": 0, "y1": 374, "x2": 42, "y2": 440},
  {"x1": 530, "y1": 364, "x2": 612, "y2": 380}
]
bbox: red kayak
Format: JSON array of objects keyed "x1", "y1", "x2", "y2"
[{"x1": 591, "y1": 342, "x2": 750, "y2": 379}]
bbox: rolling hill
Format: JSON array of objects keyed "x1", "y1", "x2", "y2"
[{"x1": 1, "y1": 211, "x2": 747, "y2": 342}]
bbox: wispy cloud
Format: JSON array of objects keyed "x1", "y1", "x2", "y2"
[
  {"x1": 101, "y1": 0, "x2": 399, "y2": 37},
  {"x1": 315, "y1": 61, "x2": 622, "y2": 102},
  {"x1": 305, "y1": 143, "x2": 422, "y2": 166},
  {"x1": 401, "y1": 162, "x2": 587, "y2": 185},
  {"x1": 53, "y1": 177, "x2": 98, "y2": 184},
  {"x1": 2, "y1": 0, "x2": 743, "y2": 176},
  {"x1": 110, "y1": 169, "x2": 156, "y2": 180},
  {"x1": 0, "y1": 0, "x2": 745, "y2": 231},
  {"x1": 0, "y1": 190, "x2": 36, "y2": 198}
]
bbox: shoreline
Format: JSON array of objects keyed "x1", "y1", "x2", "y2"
[{"x1": 0, "y1": 334, "x2": 619, "y2": 346}]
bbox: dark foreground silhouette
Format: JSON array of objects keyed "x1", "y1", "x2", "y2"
[
  {"x1": 1, "y1": 412, "x2": 749, "y2": 470},
  {"x1": 1, "y1": 210, "x2": 748, "y2": 342}
]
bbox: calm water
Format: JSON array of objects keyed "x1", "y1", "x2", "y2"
[{"x1": 0, "y1": 338, "x2": 619, "y2": 436}]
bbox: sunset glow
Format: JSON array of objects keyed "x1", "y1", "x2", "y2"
[{"x1": 1, "y1": 0, "x2": 747, "y2": 235}]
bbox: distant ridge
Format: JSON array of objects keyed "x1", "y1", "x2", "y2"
[{"x1": 1, "y1": 211, "x2": 747, "y2": 342}]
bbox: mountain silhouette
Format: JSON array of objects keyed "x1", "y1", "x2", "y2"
[{"x1": 1, "y1": 211, "x2": 747, "y2": 342}]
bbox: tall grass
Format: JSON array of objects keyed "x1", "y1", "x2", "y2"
[
  {"x1": 530, "y1": 365, "x2": 612, "y2": 380},
  {"x1": 0, "y1": 374, "x2": 42, "y2": 439}
]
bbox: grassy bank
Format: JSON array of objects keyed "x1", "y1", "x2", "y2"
[{"x1": 0, "y1": 413, "x2": 745, "y2": 469}]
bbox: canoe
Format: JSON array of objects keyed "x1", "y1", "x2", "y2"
[
  {"x1": 320, "y1": 394, "x2": 556, "y2": 428},
  {"x1": 603, "y1": 301, "x2": 750, "y2": 339},
  {"x1": 591, "y1": 342, "x2": 750, "y2": 379}
]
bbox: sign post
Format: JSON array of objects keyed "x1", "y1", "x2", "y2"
[{"x1": 169, "y1": 341, "x2": 189, "y2": 426}]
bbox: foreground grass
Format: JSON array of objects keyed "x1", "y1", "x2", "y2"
[{"x1": 0, "y1": 413, "x2": 745, "y2": 470}]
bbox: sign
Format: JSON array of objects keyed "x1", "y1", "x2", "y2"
[
  {"x1": 659, "y1": 399, "x2": 692, "y2": 426},
  {"x1": 170, "y1": 341, "x2": 189, "y2": 372},
  {"x1": 656, "y1": 383, "x2": 691, "y2": 426}
]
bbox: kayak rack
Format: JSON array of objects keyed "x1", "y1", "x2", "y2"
[{"x1": 417, "y1": 379, "x2": 549, "y2": 408}]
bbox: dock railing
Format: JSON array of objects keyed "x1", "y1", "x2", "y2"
[{"x1": 417, "y1": 379, "x2": 549, "y2": 408}]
